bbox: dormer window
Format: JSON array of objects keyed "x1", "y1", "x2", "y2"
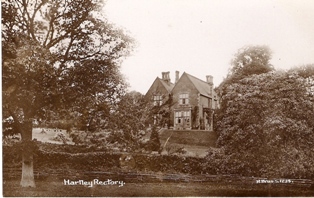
[
  {"x1": 179, "y1": 93, "x2": 189, "y2": 105},
  {"x1": 153, "y1": 95, "x2": 162, "y2": 106}
]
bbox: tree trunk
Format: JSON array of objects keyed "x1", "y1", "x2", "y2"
[{"x1": 20, "y1": 121, "x2": 36, "y2": 187}]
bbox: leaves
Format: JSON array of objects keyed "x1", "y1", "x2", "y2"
[
  {"x1": 214, "y1": 67, "x2": 314, "y2": 177},
  {"x1": 216, "y1": 45, "x2": 274, "y2": 100},
  {"x1": 230, "y1": 45, "x2": 273, "y2": 77},
  {"x1": 2, "y1": 0, "x2": 134, "y2": 136}
]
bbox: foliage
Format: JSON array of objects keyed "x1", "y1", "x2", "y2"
[
  {"x1": 212, "y1": 69, "x2": 314, "y2": 178},
  {"x1": 147, "y1": 126, "x2": 161, "y2": 152},
  {"x1": 289, "y1": 64, "x2": 314, "y2": 78},
  {"x1": 214, "y1": 45, "x2": 274, "y2": 131},
  {"x1": 230, "y1": 45, "x2": 273, "y2": 77},
  {"x1": 2, "y1": 0, "x2": 134, "y2": 137},
  {"x1": 50, "y1": 132, "x2": 68, "y2": 144},
  {"x1": 144, "y1": 94, "x2": 174, "y2": 128},
  {"x1": 109, "y1": 92, "x2": 146, "y2": 134},
  {"x1": 216, "y1": 45, "x2": 274, "y2": 101},
  {"x1": 289, "y1": 64, "x2": 314, "y2": 97},
  {"x1": 191, "y1": 106, "x2": 199, "y2": 129},
  {"x1": 3, "y1": 142, "x2": 204, "y2": 174},
  {"x1": 2, "y1": 0, "x2": 134, "y2": 187},
  {"x1": 98, "y1": 91, "x2": 149, "y2": 150}
]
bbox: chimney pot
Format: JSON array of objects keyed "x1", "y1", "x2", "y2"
[
  {"x1": 175, "y1": 71, "x2": 179, "y2": 83},
  {"x1": 206, "y1": 75, "x2": 213, "y2": 85},
  {"x1": 162, "y1": 71, "x2": 171, "y2": 83}
]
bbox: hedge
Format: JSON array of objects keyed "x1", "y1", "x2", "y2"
[{"x1": 3, "y1": 142, "x2": 205, "y2": 175}]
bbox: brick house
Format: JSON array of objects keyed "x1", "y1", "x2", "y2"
[
  {"x1": 144, "y1": 72, "x2": 174, "y2": 125},
  {"x1": 145, "y1": 71, "x2": 219, "y2": 131}
]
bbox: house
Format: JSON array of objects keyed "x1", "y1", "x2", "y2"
[
  {"x1": 144, "y1": 72, "x2": 174, "y2": 125},
  {"x1": 145, "y1": 71, "x2": 219, "y2": 131}
]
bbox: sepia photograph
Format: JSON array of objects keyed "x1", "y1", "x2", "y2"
[{"x1": 2, "y1": 0, "x2": 314, "y2": 197}]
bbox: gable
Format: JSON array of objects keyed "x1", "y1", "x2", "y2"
[
  {"x1": 144, "y1": 77, "x2": 174, "y2": 100},
  {"x1": 159, "y1": 78, "x2": 175, "y2": 93},
  {"x1": 186, "y1": 73, "x2": 213, "y2": 98},
  {"x1": 173, "y1": 72, "x2": 213, "y2": 98}
]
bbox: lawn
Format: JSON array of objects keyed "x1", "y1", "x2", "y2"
[
  {"x1": 31, "y1": 128, "x2": 216, "y2": 157},
  {"x1": 3, "y1": 179, "x2": 314, "y2": 197},
  {"x1": 32, "y1": 128, "x2": 74, "y2": 145},
  {"x1": 159, "y1": 129, "x2": 218, "y2": 157},
  {"x1": 159, "y1": 129, "x2": 218, "y2": 147}
]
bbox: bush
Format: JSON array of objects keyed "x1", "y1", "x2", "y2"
[
  {"x1": 50, "y1": 132, "x2": 68, "y2": 144},
  {"x1": 214, "y1": 70, "x2": 314, "y2": 179},
  {"x1": 202, "y1": 147, "x2": 314, "y2": 179},
  {"x1": 147, "y1": 126, "x2": 161, "y2": 152},
  {"x1": 3, "y1": 142, "x2": 205, "y2": 175}
]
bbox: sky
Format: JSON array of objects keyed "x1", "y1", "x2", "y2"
[{"x1": 104, "y1": 0, "x2": 314, "y2": 94}]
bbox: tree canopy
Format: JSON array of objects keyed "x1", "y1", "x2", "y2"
[
  {"x1": 216, "y1": 45, "x2": 274, "y2": 99},
  {"x1": 230, "y1": 45, "x2": 273, "y2": 75},
  {"x1": 210, "y1": 67, "x2": 314, "y2": 178},
  {"x1": 2, "y1": 0, "x2": 134, "y2": 187},
  {"x1": 207, "y1": 46, "x2": 314, "y2": 178},
  {"x1": 2, "y1": 0, "x2": 134, "y2": 133}
]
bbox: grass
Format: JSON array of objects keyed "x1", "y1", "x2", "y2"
[
  {"x1": 31, "y1": 127, "x2": 216, "y2": 157},
  {"x1": 159, "y1": 129, "x2": 218, "y2": 157},
  {"x1": 159, "y1": 129, "x2": 218, "y2": 147},
  {"x1": 3, "y1": 179, "x2": 314, "y2": 197},
  {"x1": 32, "y1": 128, "x2": 74, "y2": 145}
]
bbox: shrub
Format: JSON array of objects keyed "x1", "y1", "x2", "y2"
[
  {"x1": 50, "y1": 132, "x2": 68, "y2": 144},
  {"x1": 147, "y1": 126, "x2": 161, "y2": 152},
  {"x1": 3, "y1": 142, "x2": 205, "y2": 175}
]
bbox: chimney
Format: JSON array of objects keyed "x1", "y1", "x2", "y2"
[
  {"x1": 175, "y1": 71, "x2": 179, "y2": 83},
  {"x1": 206, "y1": 75, "x2": 213, "y2": 85},
  {"x1": 162, "y1": 71, "x2": 171, "y2": 83},
  {"x1": 206, "y1": 75, "x2": 214, "y2": 95}
]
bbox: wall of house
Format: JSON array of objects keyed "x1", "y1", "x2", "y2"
[
  {"x1": 144, "y1": 78, "x2": 173, "y2": 127},
  {"x1": 145, "y1": 73, "x2": 217, "y2": 131},
  {"x1": 172, "y1": 75, "x2": 200, "y2": 107},
  {"x1": 171, "y1": 75, "x2": 201, "y2": 129}
]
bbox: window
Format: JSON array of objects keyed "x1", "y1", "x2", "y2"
[
  {"x1": 175, "y1": 111, "x2": 190, "y2": 124},
  {"x1": 153, "y1": 95, "x2": 162, "y2": 106},
  {"x1": 175, "y1": 111, "x2": 182, "y2": 124},
  {"x1": 179, "y1": 93, "x2": 189, "y2": 105}
]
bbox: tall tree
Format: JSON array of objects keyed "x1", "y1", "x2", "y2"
[
  {"x1": 211, "y1": 69, "x2": 314, "y2": 177},
  {"x1": 2, "y1": 0, "x2": 133, "y2": 187},
  {"x1": 215, "y1": 45, "x2": 274, "y2": 131},
  {"x1": 229, "y1": 45, "x2": 273, "y2": 79},
  {"x1": 217, "y1": 45, "x2": 274, "y2": 99},
  {"x1": 106, "y1": 91, "x2": 147, "y2": 149}
]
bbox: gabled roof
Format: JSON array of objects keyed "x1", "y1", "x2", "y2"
[
  {"x1": 145, "y1": 77, "x2": 174, "y2": 99},
  {"x1": 184, "y1": 72, "x2": 213, "y2": 98},
  {"x1": 158, "y1": 77, "x2": 175, "y2": 93},
  {"x1": 146, "y1": 72, "x2": 216, "y2": 99}
]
